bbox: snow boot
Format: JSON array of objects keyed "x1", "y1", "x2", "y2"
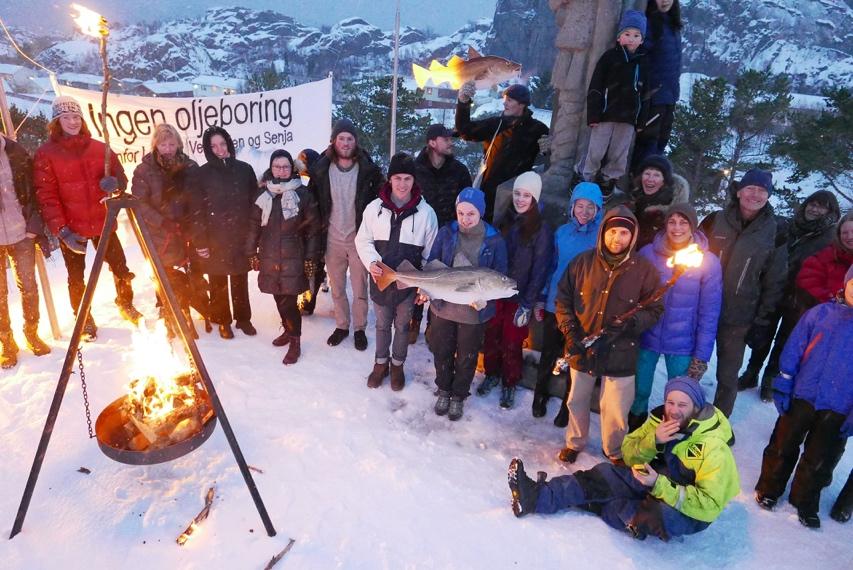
[
  {"x1": 754, "y1": 491, "x2": 777, "y2": 511},
  {"x1": 759, "y1": 374, "x2": 774, "y2": 402},
  {"x1": 830, "y1": 472, "x2": 853, "y2": 523},
  {"x1": 434, "y1": 390, "x2": 451, "y2": 416},
  {"x1": 236, "y1": 320, "x2": 257, "y2": 336},
  {"x1": 327, "y1": 327, "x2": 349, "y2": 346},
  {"x1": 499, "y1": 385, "x2": 516, "y2": 409},
  {"x1": 282, "y1": 336, "x2": 301, "y2": 365},
  {"x1": 367, "y1": 361, "x2": 389, "y2": 388},
  {"x1": 553, "y1": 402, "x2": 568, "y2": 428},
  {"x1": 203, "y1": 317, "x2": 212, "y2": 333},
  {"x1": 448, "y1": 396, "x2": 465, "y2": 421},
  {"x1": 23, "y1": 323, "x2": 50, "y2": 356},
  {"x1": 508, "y1": 458, "x2": 545, "y2": 518},
  {"x1": 477, "y1": 375, "x2": 500, "y2": 397},
  {"x1": 798, "y1": 510, "x2": 820, "y2": 529},
  {"x1": 354, "y1": 330, "x2": 368, "y2": 351},
  {"x1": 0, "y1": 331, "x2": 19, "y2": 369},
  {"x1": 218, "y1": 324, "x2": 234, "y2": 339},
  {"x1": 81, "y1": 315, "x2": 97, "y2": 342},
  {"x1": 531, "y1": 392, "x2": 548, "y2": 418},
  {"x1": 389, "y1": 363, "x2": 406, "y2": 391},
  {"x1": 407, "y1": 318, "x2": 421, "y2": 345},
  {"x1": 558, "y1": 447, "x2": 579, "y2": 464},
  {"x1": 272, "y1": 330, "x2": 291, "y2": 347},
  {"x1": 737, "y1": 365, "x2": 761, "y2": 391},
  {"x1": 114, "y1": 273, "x2": 142, "y2": 325}
]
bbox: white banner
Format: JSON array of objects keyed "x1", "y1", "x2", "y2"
[{"x1": 61, "y1": 77, "x2": 333, "y2": 177}]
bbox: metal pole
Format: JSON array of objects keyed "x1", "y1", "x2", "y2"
[{"x1": 389, "y1": 0, "x2": 401, "y2": 159}]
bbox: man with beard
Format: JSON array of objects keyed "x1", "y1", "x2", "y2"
[
  {"x1": 455, "y1": 83, "x2": 548, "y2": 222},
  {"x1": 310, "y1": 119, "x2": 384, "y2": 351},
  {"x1": 508, "y1": 377, "x2": 740, "y2": 541}
]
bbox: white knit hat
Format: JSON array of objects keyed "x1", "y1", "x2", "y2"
[
  {"x1": 52, "y1": 96, "x2": 83, "y2": 119},
  {"x1": 513, "y1": 171, "x2": 542, "y2": 202}
]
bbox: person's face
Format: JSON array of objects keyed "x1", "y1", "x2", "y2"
[
  {"x1": 513, "y1": 188, "x2": 534, "y2": 214},
  {"x1": 664, "y1": 390, "x2": 696, "y2": 430},
  {"x1": 840, "y1": 221, "x2": 853, "y2": 251},
  {"x1": 334, "y1": 132, "x2": 356, "y2": 159},
  {"x1": 456, "y1": 201, "x2": 481, "y2": 230},
  {"x1": 666, "y1": 213, "x2": 693, "y2": 246},
  {"x1": 156, "y1": 136, "x2": 179, "y2": 159},
  {"x1": 270, "y1": 157, "x2": 292, "y2": 180},
  {"x1": 502, "y1": 96, "x2": 525, "y2": 118},
  {"x1": 428, "y1": 135, "x2": 454, "y2": 156},
  {"x1": 737, "y1": 185, "x2": 769, "y2": 216},
  {"x1": 210, "y1": 134, "x2": 230, "y2": 159},
  {"x1": 804, "y1": 200, "x2": 830, "y2": 222},
  {"x1": 573, "y1": 198, "x2": 597, "y2": 226},
  {"x1": 618, "y1": 29, "x2": 643, "y2": 53},
  {"x1": 59, "y1": 114, "x2": 82, "y2": 136},
  {"x1": 641, "y1": 168, "x2": 665, "y2": 195},
  {"x1": 604, "y1": 227, "x2": 632, "y2": 254},
  {"x1": 656, "y1": 0, "x2": 674, "y2": 12},
  {"x1": 390, "y1": 173, "x2": 414, "y2": 201},
  {"x1": 845, "y1": 278, "x2": 853, "y2": 306}
]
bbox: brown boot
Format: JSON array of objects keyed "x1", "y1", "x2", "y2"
[
  {"x1": 283, "y1": 336, "x2": 301, "y2": 365},
  {"x1": 367, "y1": 361, "x2": 390, "y2": 388},
  {"x1": 1, "y1": 331, "x2": 19, "y2": 369},
  {"x1": 390, "y1": 363, "x2": 406, "y2": 391},
  {"x1": 23, "y1": 324, "x2": 51, "y2": 356}
]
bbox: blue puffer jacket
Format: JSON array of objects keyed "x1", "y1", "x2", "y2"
[
  {"x1": 543, "y1": 182, "x2": 603, "y2": 313},
  {"x1": 776, "y1": 300, "x2": 853, "y2": 417},
  {"x1": 644, "y1": 11, "x2": 682, "y2": 106},
  {"x1": 503, "y1": 212, "x2": 554, "y2": 310},
  {"x1": 638, "y1": 231, "x2": 723, "y2": 361}
]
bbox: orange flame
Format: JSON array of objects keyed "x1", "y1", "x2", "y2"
[
  {"x1": 666, "y1": 243, "x2": 705, "y2": 269},
  {"x1": 71, "y1": 4, "x2": 109, "y2": 38}
]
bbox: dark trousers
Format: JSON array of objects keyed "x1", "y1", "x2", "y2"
[
  {"x1": 0, "y1": 238, "x2": 39, "y2": 331},
  {"x1": 483, "y1": 299, "x2": 529, "y2": 386},
  {"x1": 428, "y1": 311, "x2": 485, "y2": 399},
  {"x1": 746, "y1": 305, "x2": 801, "y2": 381},
  {"x1": 187, "y1": 262, "x2": 210, "y2": 320},
  {"x1": 155, "y1": 267, "x2": 191, "y2": 313},
  {"x1": 208, "y1": 273, "x2": 250, "y2": 325},
  {"x1": 59, "y1": 231, "x2": 132, "y2": 313},
  {"x1": 834, "y1": 469, "x2": 853, "y2": 515},
  {"x1": 533, "y1": 311, "x2": 568, "y2": 398},
  {"x1": 713, "y1": 323, "x2": 750, "y2": 417},
  {"x1": 756, "y1": 399, "x2": 847, "y2": 515},
  {"x1": 630, "y1": 104, "x2": 676, "y2": 174},
  {"x1": 273, "y1": 294, "x2": 302, "y2": 337},
  {"x1": 535, "y1": 462, "x2": 709, "y2": 541},
  {"x1": 300, "y1": 263, "x2": 326, "y2": 315}
]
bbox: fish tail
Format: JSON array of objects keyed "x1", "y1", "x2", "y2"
[
  {"x1": 412, "y1": 63, "x2": 431, "y2": 89},
  {"x1": 374, "y1": 261, "x2": 397, "y2": 292}
]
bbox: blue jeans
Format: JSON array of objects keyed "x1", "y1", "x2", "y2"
[{"x1": 631, "y1": 349, "x2": 691, "y2": 416}]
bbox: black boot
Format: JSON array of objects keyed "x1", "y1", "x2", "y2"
[
  {"x1": 759, "y1": 373, "x2": 774, "y2": 402},
  {"x1": 737, "y1": 365, "x2": 761, "y2": 391},
  {"x1": 508, "y1": 458, "x2": 545, "y2": 518},
  {"x1": 830, "y1": 471, "x2": 853, "y2": 523},
  {"x1": 628, "y1": 412, "x2": 648, "y2": 433},
  {"x1": 532, "y1": 392, "x2": 548, "y2": 418},
  {"x1": 553, "y1": 402, "x2": 568, "y2": 428}
]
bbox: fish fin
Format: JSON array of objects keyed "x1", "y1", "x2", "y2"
[
  {"x1": 373, "y1": 261, "x2": 397, "y2": 292},
  {"x1": 412, "y1": 63, "x2": 430, "y2": 88},
  {"x1": 424, "y1": 259, "x2": 448, "y2": 271},
  {"x1": 447, "y1": 55, "x2": 464, "y2": 69},
  {"x1": 454, "y1": 283, "x2": 477, "y2": 292},
  {"x1": 429, "y1": 59, "x2": 447, "y2": 72},
  {"x1": 471, "y1": 299, "x2": 487, "y2": 310},
  {"x1": 397, "y1": 259, "x2": 418, "y2": 273},
  {"x1": 467, "y1": 46, "x2": 482, "y2": 59}
]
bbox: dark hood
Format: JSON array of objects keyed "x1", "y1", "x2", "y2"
[
  {"x1": 793, "y1": 189, "x2": 841, "y2": 232},
  {"x1": 596, "y1": 205, "x2": 639, "y2": 261},
  {"x1": 202, "y1": 126, "x2": 236, "y2": 164}
]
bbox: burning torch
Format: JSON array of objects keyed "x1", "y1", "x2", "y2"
[{"x1": 552, "y1": 243, "x2": 705, "y2": 375}]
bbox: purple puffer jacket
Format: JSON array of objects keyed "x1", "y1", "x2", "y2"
[{"x1": 638, "y1": 231, "x2": 723, "y2": 361}]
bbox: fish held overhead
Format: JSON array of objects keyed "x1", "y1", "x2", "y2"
[
  {"x1": 373, "y1": 259, "x2": 517, "y2": 306},
  {"x1": 412, "y1": 46, "x2": 522, "y2": 90}
]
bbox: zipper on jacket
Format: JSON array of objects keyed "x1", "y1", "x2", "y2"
[{"x1": 735, "y1": 257, "x2": 752, "y2": 295}]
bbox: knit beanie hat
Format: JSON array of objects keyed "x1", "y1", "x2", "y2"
[
  {"x1": 739, "y1": 168, "x2": 773, "y2": 195},
  {"x1": 52, "y1": 95, "x2": 83, "y2": 119},
  {"x1": 618, "y1": 10, "x2": 647, "y2": 37},
  {"x1": 604, "y1": 215, "x2": 637, "y2": 235},
  {"x1": 503, "y1": 84, "x2": 531, "y2": 106},
  {"x1": 664, "y1": 376, "x2": 707, "y2": 410},
  {"x1": 638, "y1": 154, "x2": 674, "y2": 187},
  {"x1": 664, "y1": 203, "x2": 699, "y2": 234},
  {"x1": 387, "y1": 152, "x2": 416, "y2": 177},
  {"x1": 456, "y1": 187, "x2": 486, "y2": 217},
  {"x1": 331, "y1": 118, "x2": 358, "y2": 142},
  {"x1": 513, "y1": 171, "x2": 542, "y2": 202}
]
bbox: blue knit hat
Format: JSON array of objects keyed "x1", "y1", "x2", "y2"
[
  {"x1": 739, "y1": 168, "x2": 774, "y2": 195},
  {"x1": 503, "y1": 84, "x2": 531, "y2": 106},
  {"x1": 618, "y1": 10, "x2": 647, "y2": 38},
  {"x1": 456, "y1": 187, "x2": 486, "y2": 217},
  {"x1": 664, "y1": 376, "x2": 707, "y2": 410}
]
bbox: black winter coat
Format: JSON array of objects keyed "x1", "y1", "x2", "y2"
[
  {"x1": 555, "y1": 206, "x2": 663, "y2": 377},
  {"x1": 246, "y1": 183, "x2": 322, "y2": 296},
  {"x1": 187, "y1": 127, "x2": 257, "y2": 275},
  {"x1": 1, "y1": 135, "x2": 45, "y2": 244},
  {"x1": 310, "y1": 146, "x2": 384, "y2": 234},
  {"x1": 699, "y1": 204, "x2": 787, "y2": 328},
  {"x1": 131, "y1": 152, "x2": 199, "y2": 267},
  {"x1": 587, "y1": 45, "x2": 650, "y2": 126},
  {"x1": 413, "y1": 148, "x2": 472, "y2": 227}
]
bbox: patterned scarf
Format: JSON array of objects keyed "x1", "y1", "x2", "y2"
[{"x1": 255, "y1": 178, "x2": 302, "y2": 226}]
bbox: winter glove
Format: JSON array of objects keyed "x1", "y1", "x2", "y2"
[
  {"x1": 458, "y1": 80, "x2": 476, "y2": 103},
  {"x1": 58, "y1": 226, "x2": 87, "y2": 255},
  {"x1": 249, "y1": 254, "x2": 260, "y2": 272},
  {"x1": 744, "y1": 323, "x2": 773, "y2": 349},
  {"x1": 304, "y1": 258, "x2": 316, "y2": 277},
  {"x1": 771, "y1": 373, "x2": 794, "y2": 415},
  {"x1": 841, "y1": 411, "x2": 853, "y2": 439},
  {"x1": 99, "y1": 176, "x2": 119, "y2": 193},
  {"x1": 687, "y1": 358, "x2": 708, "y2": 380},
  {"x1": 513, "y1": 306, "x2": 531, "y2": 328},
  {"x1": 537, "y1": 134, "x2": 551, "y2": 155},
  {"x1": 533, "y1": 301, "x2": 545, "y2": 323},
  {"x1": 562, "y1": 328, "x2": 586, "y2": 357}
]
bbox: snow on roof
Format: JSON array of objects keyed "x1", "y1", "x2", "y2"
[
  {"x1": 0, "y1": 63, "x2": 25, "y2": 76},
  {"x1": 192, "y1": 75, "x2": 243, "y2": 89},
  {"x1": 141, "y1": 80, "x2": 194, "y2": 94},
  {"x1": 58, "y1": 72, "x2": 104, "y2": 85}
]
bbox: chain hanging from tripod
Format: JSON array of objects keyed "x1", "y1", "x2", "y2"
[{"x1": 76, "y1": 348, "x2": 95, "y2": 439}]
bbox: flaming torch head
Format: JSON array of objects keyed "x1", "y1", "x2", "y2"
[
  {"x1": 666, "y1": 243, "x2": 705, "y2": 270},
  {"x1": 71, "y1": 3, "x2": 109, "y2": 38}
]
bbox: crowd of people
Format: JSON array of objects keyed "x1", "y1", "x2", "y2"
[{"x1": 0, "y1": 0, "x2": 849, "y2": 544}]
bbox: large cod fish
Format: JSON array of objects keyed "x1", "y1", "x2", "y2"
[
  {"x1": 412, "y1": 46, "x2": 522, "y2": 90},
  {"x1": 374, "y1": 259, "x2": 517, "y2": 307}
]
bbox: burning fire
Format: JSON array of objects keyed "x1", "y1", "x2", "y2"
[
  {"x1": 71, "y1": 3, "x2": 109, "y2": 38},
  {"x1": 667, "y1": 243, "x2": 704, "y2": 269}
]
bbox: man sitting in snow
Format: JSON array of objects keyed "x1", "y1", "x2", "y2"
[{"x1": 507, "y1": 377, "x2": 740, "y2": 541}]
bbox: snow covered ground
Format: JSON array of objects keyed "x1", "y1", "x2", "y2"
[{"x1": 0, "y1": 219, "x2": 851, "y2": 569}]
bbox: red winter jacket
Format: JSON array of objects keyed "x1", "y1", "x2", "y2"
[
  {"x1": 796, "y1": 243, "x2": 853, "y2": 304},
  {"x1": 33, "y1": 133, "x2": 127, "y2": 237}
]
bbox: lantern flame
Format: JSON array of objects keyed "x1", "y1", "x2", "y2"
[
  {"x1": 71, "y1": 3, "x2": 108, "y2": 38},
  {"x1": 666, "y1": 243, "x2": 704, "y2": 269}
]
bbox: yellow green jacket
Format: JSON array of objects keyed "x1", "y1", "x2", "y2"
[{"x1": 622, "y1": 404, "x2": 740, "y2": 523}]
